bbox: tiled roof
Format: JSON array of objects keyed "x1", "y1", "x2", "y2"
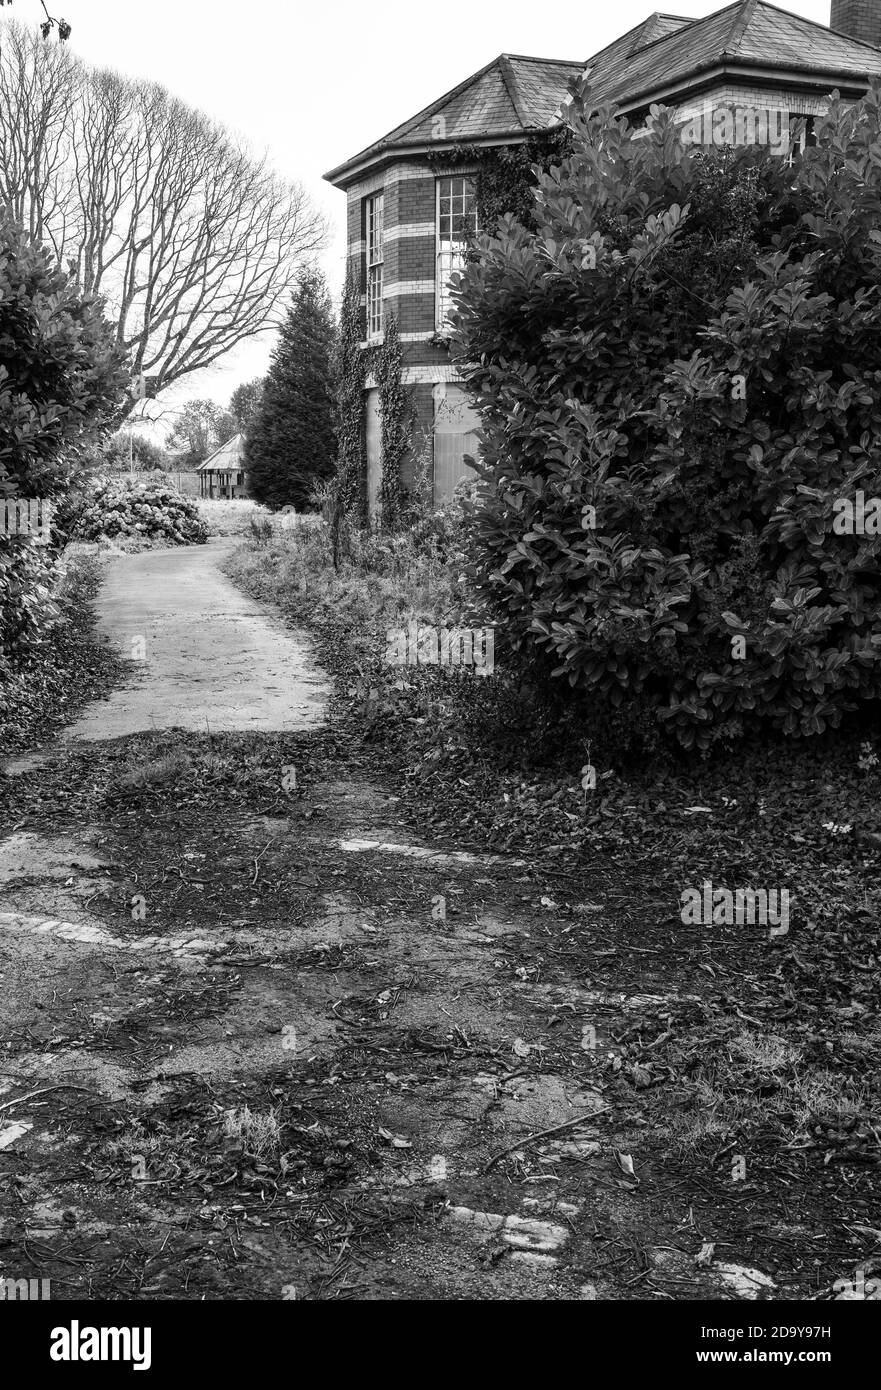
[
  {"x1": 739, "y1": 1, "x2": 881, "y2": 70},
  {"x1": 633, "y1": 12, "x2": 695, "y2": 48},
  {"x1": 325, "y1": 3, "x2": 881, "y2": 184},
  {"x1": 503, "y1": 55, "x2": 588, "y2": 125},
  {"x1": 198, "y1": 433, "x2": 247, "y2": 472},
  {"x1": 399, "y1": 60, "x2": 530, "y2": 142},
  {"x1": 325, "y1": 54, "x2": 582, "y2": 182},
  {"x1": 585, "y1": 1, "x2": 881, "y2": 108},
  {"x1": 581, "y1": 12, "x2": 693, "y2": 90}
]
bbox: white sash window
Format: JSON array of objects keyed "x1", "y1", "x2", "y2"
[
  {"x1": 436, "y1": 176, "x2": 476, "y2": 330},
  {"x1": 367, "y1": 192, "x2": 384, "y2": 338}
]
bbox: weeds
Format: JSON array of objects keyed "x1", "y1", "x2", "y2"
[
  {"x1": 224, "y1": 1105, "x2": 282, "y2": 1157},
  {"x1": 116, "y1": 754, "x2": 187, "y2": 790}
]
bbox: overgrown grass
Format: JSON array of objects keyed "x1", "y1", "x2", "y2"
[
  {"x1": 661, "y1": 1059, "x2": 879, "y2": 1157},
  {"x1": 223, "y1": 513, "x2": 579, "y2": 780},
  {"x1": 225, "y1": 515, "x2": 462, "y2": 630},
  {"x1": 196, "y1": 498, "x2": 274, "y2": 537},
  {"x1": 116, "y1": 753, "x2": 187, "y2": 790}
]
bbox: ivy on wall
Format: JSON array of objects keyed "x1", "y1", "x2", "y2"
[
  {"x1": 426, "y1": 129, "x2": 573, "y2": 233},
  {"x1": 333, "y1": 278, "x2": 413, "y2": 535},
  {"x1": 334, "y1": 262, "x2": 367, "y2": 521},
  {"x1": 375, "y1": 315, "x2": 411, "y2": 529}
]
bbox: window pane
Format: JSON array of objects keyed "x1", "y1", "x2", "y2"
[
  {"x1": 368, "y1": 262, "x2": 383, "y2": 336},
  {"x1": 367, "y1": 193, "x2": 384, "y2": 265},
  {"x1": 436, "y1": 176, "x2": 478, "y2": 328}
]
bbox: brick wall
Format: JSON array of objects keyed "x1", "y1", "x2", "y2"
[
  {"x1": 380, "y1": 162, "x2": 437, "y2": 354},
  {"x1": 345, "y1": 191, "x2": 366, "y2": 339},
  {"x1": 674, "y1": 83, "x2": 833, "y2": 122},
  {"x1": 347, "y1": 157, "x2": 471, "y2": 374},
  {"x1": 831, "y1": 0, "x2": 881, "y2": 47},
  {"x1": 346, "y1": 157, "x2": 465, "y2": 503}
]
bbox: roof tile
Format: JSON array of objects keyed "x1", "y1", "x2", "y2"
[
  {"x1": 326, "y1": 3, "x2": 881, "y2": 183},
  {"x1": 586, "y1": 1, "x2": 881, "y2": 107}
]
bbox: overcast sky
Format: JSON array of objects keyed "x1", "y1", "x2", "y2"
[{"x1": 52, "y1": 0, "x2": 833, "y2": 421}]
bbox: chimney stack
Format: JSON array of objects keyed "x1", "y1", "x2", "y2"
[{"x1": 831, "y1": 1, "x2": 881, "y2": 47}]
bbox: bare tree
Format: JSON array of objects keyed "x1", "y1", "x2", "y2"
[
  {"x1": 0, "y1": 20, "x2": 327, "y2": 407},
  {"x1": 0, "y1": 1, "x2": 71, "y2": 42},
  {"x1": 0, "y1": 23, "x2": 77, "y2": 249}
]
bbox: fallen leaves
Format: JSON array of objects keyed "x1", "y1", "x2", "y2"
[
  {"x1": 377, "y1": 1127, "x2": 412, "y2": 1149},
  {"x1": 614, "y1": 1151, "x2": 639, "y2": 1187}
]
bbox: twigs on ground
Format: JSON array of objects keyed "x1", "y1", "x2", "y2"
[{"x1": 482, "y1": 1107, "x2": 610, "y2": 1173}]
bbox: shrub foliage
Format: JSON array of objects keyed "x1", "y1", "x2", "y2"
[
  {"x1": 453, "y1": 82, "x2": 881, "y2": 749},
  {"x1": 1, "y1": 215, "x2": 126, "y2": 668},
  {"x1": 75, "y1": 478, "x2": 208, "y2": 545}
]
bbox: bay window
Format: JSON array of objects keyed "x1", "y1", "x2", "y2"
[{"x1": 436, "y1": 175, "x2": 477, "y2": 330}]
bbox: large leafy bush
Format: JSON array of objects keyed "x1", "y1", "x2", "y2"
[
  {"x1": 75, "y1": 478, "x2": 208, "y2": 545},
  {"x1": 453, "y1": 83, "x2": 881, "y2": 750},
  {"x1": 1, "y1": 214, "x2": 126, "y2": 671}
]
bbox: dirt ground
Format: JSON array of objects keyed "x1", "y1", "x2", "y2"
[{"x1": 0, "y1": 545, "x2": 877, "y2": 1301}]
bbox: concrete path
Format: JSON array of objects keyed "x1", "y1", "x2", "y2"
[
  {"x1": 63, "y1": 539, "x2": 329, "y2": 740},
  {"x1": 0, "y1": 536, "x2": 801, "y2": 1303}
]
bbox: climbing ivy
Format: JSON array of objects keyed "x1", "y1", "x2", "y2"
[
  {"x1": 332, "y1": 275, "x2": 413, "y2": 537},
  {"x1": 375, "y1": 315, "x2": 411, "y2": 530},
  {"x1": 426, "y1": 129, "x2": 573, "y2": 233},
  {"x1": 333, "y1": 263, "x2": 367, "y2": 521}
]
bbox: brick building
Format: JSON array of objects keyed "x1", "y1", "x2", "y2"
[{"x1": 324, "y1": 0, "x2": 881, "y2": 522}]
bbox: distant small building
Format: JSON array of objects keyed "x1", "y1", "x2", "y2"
[{"x1": 198, "y1": 433, "x2": 249, "y2": 499}]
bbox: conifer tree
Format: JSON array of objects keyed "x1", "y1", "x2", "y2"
[{"x1": 246, "y1": 269, "x2": 336, "y2": 508}]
